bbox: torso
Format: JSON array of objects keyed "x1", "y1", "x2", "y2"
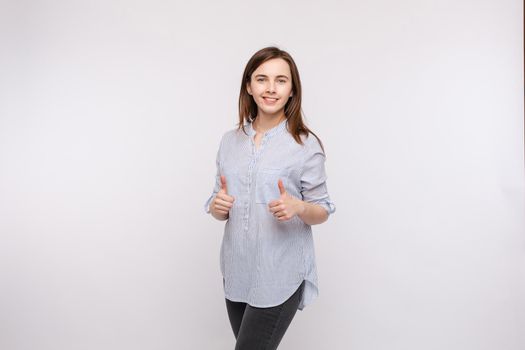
[
  {"x1": 217, "y1": 123, "x2": 328, "y2": 311},
  {"x1": 253, "y1": 133, "x2": 263, "y2": 151}
]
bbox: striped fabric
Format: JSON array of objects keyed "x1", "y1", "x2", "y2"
[{"x1": 204, "y1": 118, "x2": 336, "y2": 310}]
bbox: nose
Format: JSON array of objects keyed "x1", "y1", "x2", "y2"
[{"x1": 266, "y1": 81, "x2": 276, "y2": 93}]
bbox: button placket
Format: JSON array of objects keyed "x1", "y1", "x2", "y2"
[
  {"x1": 244, "y1": 151, "x2": 257, "y2": 232},
  {"x1": 244, "y1": 127, "x2": 273, "y2": 232}
]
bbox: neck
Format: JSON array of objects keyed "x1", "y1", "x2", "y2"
[{"x1": 253, "y1": 113, "x2": 286, "y2": 133}]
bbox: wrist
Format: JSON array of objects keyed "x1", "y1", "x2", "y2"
[{"x1": 297, "y1": 199, "x2": 307, "y2": 216}]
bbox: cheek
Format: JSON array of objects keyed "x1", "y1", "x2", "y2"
[
  {"x1": 279, "y1": 85, "x2": 292, "y2": 96},
  {"x1": 279, "y1": 94, "x2": 291, "y2": 104},
  {"x1": 251, "y1": 84, "x2": 266, "y2": 95}
]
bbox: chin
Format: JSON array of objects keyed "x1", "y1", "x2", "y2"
[
  {"x1": 260, "y1": 104, "x2": 283, "y2": 111},
  {"x1": 261, "y1": 108, "x2": 282, "y2": 115}
]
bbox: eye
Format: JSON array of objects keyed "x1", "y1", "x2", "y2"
[
  {"x1": 278, "y1": 79, "x2": 286, "y2": 83},
  {"x1": 257, "y1": 78, "x2": 265, "y2": 82}
]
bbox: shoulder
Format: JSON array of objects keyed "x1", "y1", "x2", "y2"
[
  {"x1": 218, "y1": 126, "x2": 241, "y2": 144},
  {"x1": 216, "y1": 125, "x2": 250, "y2": 153},
  {"x1": 299, "y1": 131, "x2": 323, "y2": 154}
]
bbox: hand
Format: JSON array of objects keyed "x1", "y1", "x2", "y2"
[
  {"x1": 211, "y1": 175, "x2": 235, "y2": 217},
  {"x1": 268, "y1": 179, "x2": 305, "y2": 221}
]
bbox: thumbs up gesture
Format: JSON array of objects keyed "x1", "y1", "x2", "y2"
[
  {"x1": 211, "y1": 175, "x2": 235, "y2": 218},
  {"x1": 268, "y1": 179, "x2": 304, "y2": 221}
]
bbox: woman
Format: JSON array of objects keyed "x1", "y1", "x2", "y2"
[{"x1": 204, "y1": 46, "x2": 336, "y2": 349}]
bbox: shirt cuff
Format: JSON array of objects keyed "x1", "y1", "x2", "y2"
[
  {"x1": 312, "y1": 200, "x2": 336, "y2": 216},
  {"x1": 204, "y1": 194, "x2": 215, "y2": 214}
]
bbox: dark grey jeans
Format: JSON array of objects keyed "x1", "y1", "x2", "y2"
[{"x1": 224, "y1": 279, "x2": 305, "y2": 350}]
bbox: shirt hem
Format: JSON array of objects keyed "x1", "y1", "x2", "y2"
[{"x1": 223, "y1": 278, "x2": 316, "y2": 310}]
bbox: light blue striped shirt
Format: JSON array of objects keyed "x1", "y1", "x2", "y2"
[{"x1": 204, "y1": 118, "x2": 336, "y2": 310}]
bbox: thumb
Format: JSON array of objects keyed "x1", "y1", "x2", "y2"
[
  {"x1": 278, "y1": 178, "x2": 286, "y2": 196},
  {"x1": 220, "y1": 175, "x2": 228, "y2": 193}
]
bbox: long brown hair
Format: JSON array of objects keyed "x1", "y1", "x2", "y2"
[{"x1": 237, "y1": 46, "x2": 325, "y2": 154}]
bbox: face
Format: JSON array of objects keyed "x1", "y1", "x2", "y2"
[{"x1": 246, "y1": 58, "x2": 293, "y2": 118}]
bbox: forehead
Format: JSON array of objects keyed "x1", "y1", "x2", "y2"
[{"x1": 253, "y1": 58, "x2": 291, "y2": 76}]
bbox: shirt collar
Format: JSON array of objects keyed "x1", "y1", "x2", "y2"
[{"x1": 245, "y1": 117, "x2": 288, "y2": 138}]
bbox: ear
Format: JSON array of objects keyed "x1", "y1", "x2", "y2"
[{"x1": 246, "y1": 83, "x2": 252, "y2": 95}]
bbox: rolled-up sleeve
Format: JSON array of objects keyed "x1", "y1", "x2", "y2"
[
  {"x1": 204, "y1": 137, "x2": 223, "y2": 214},
  {"x1": 300, "y1": 137, "x2": 336, "y2": 216}
]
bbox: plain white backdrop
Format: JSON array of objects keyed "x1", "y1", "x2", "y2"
[{"x1": 0, "y1": 0, "x2": 524, "y2": 349}]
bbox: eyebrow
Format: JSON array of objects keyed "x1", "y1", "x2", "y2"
[{"x1": 254, "y1": 74, "x2": 289, "y2": 79}]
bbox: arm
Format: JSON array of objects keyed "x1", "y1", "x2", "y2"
[
  {"x1": 204, "y1": 135, "x2": 228, "y2": 221},
  {"x1": 298, "y1": 136, "x2": 336, "y2": 224},
  {"x1": 297, "y1": 200, "x2": 329, "y2": 225}
]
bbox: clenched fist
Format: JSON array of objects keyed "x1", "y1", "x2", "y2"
[
  {"x1": 210, "y1": 175, "x2": 235, "y2": 220},
  {"x1": 268, "y1": 179, "x2": 305, "y2": 221}
]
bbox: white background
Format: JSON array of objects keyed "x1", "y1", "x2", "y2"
[{"x1": 0, "y1": 0, "x2": 524, "y2": 349}]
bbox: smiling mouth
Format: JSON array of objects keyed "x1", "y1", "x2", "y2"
[{"x1": 263, "y1": 97, "x2": 278, "y2": 101}]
